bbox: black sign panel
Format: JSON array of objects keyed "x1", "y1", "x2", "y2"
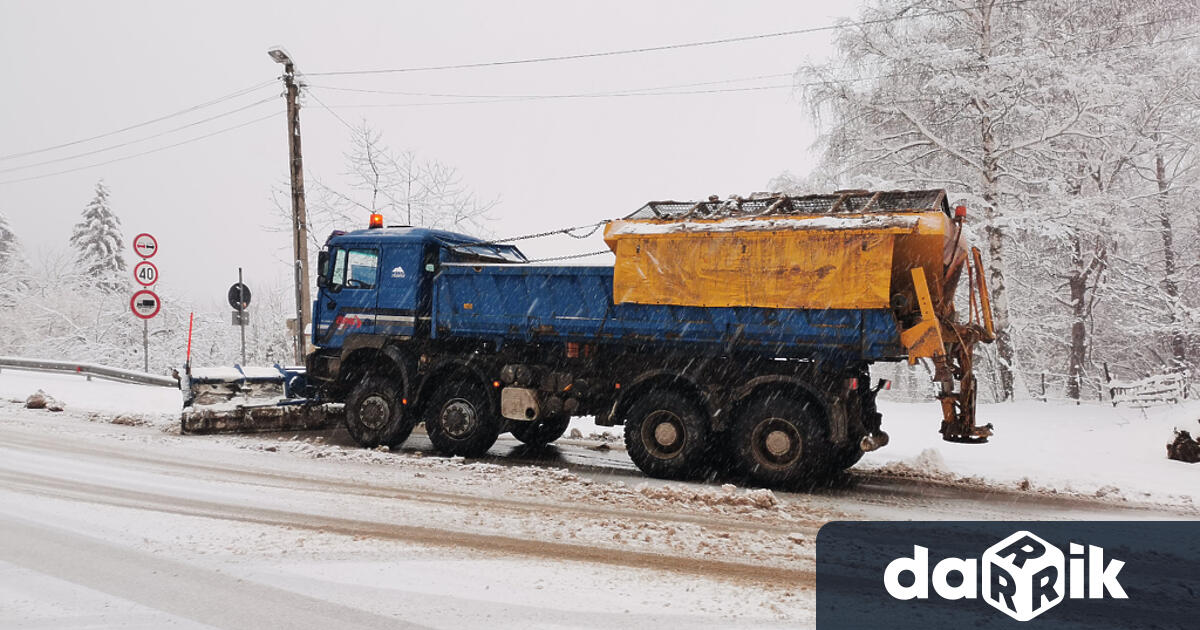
[{"x1": 227, "y1": 282, "x2": 252, "y2": 310}]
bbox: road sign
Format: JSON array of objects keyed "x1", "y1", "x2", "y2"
[
  {"x1": 130, "y1": 289, "x2": 161, "y2": 319},
  {"x1": 231, "y1": 310, "x2": 249, "y2": 326},
  {"x1": 133, "y1": 233, "x2": 158, "y2": 259},
  {"x1": 227, "y1": 282, "x2": 252, "y2": 309},
  {"x1": 133, "y1": 261, "x2": 158, "y2": 287}
]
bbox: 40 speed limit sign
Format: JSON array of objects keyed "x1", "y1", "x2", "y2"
[{"x1": 133, "y1": 261, "x2": 158, "y2": 287}]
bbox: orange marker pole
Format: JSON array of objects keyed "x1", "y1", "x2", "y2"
[{"x1": 186, "y1": 312, "x2": 194, "y2": 367}]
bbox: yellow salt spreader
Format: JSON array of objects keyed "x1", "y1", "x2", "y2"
[{"x1": 603, "y1": 189, "x2": 996, "y2": 443}]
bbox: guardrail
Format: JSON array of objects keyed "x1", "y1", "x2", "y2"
[{"x1": 0, "y1": 356, "x2": 178, "y2": 389}]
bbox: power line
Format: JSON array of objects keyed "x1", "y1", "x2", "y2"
[
  {"x1": 0, "y1": 79, "x2": 276, "y2": 163},
  {"x1": 305, "y1": 71, "x2": 795, "y2": 99},
  {"x1": 0, "y1": 111, "x2": 281, "y2": 186},
  {"x1": 309, "y1": 29, "x2": 1200, "y2": 111},
  {"x1": 313, "y1": 83, "x2": 793, "y2": 109},
  {"x1": 304, "y1": 88, "x2": 357, "y2": 132},
  {"x1": 304, "y1": 0, "x2": 1038, "y2": 77},
  {"x1": 0, "y1": 96, "x2": 278, "y2": 175}
]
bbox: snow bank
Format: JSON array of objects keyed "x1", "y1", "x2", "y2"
[
  {"x1": 865, "y1": 399, "x2": 1200, "y2": 505},
  {"x1": 0, "y1": 369, "x2": 180, "y2": 416}
]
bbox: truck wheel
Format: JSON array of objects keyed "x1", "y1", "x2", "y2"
[
  {"x1": 624, "y1": 390, "x2": 709, "y2": 480},
  {"x1": 425, "y1": 379, "x2": 501, "y2": 457},
  {"x1": 344, "y1": 375, "x2": 415, "y2": 448},
  {"x1": 510, "y1": 416, "x2": 570, "y2": 447},
  {"x1": 828, "y1": 446, "x2": 864, "y2": 473},
  {"x1": 733, "y1": 395, "x2": 831, "y2": 486}
]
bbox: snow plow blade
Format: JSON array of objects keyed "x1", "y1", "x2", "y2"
[
  {"x1": 181, "y1": 401, "x2": 341, "y2": 435},
  {"x1": 180, "y1": 365, "x2": 341, "y2": 435}
]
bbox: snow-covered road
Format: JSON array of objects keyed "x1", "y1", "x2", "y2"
[{"x1": 0, "y1": 371, "x2": 1195, "y2": 628}]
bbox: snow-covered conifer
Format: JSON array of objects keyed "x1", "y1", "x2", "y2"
[
  {"x1": 69, "y1": 180, "x2": 126, "y2": 291},
  {"x1": 0, "y1": 210, "x2": 16, "y2": 270}
]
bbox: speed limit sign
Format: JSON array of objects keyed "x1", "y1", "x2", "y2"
[{"x1": 133, "y1": 261, "x2": 158, "y2": 287}]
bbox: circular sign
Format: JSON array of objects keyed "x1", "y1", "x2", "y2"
[
  {"x1": 133, "y1": 261, "x2": 158, "y2": 287},
  {"x1": 130, "y1": 290, "x2": 161, "y2": 319},
  {"x1": 227, "y1": 283, "x2": 252, "y2": 310},
  {"x1": 133, "y1": 233, "x2": 158, "y2": 259}
]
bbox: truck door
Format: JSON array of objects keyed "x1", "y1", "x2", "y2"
[
  {"x1": 314, "y1": 246, "x2": 380, "y2": 348},
  {"x1": 373, "y1": 243, "x2": 428, "y2": 336}
]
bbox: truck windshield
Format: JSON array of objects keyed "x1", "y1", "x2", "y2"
[{"x1": 330, "y1": 248, "x2": 379, "y2": 289}]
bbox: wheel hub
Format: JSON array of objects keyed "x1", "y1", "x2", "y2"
[
  {"x1": 358, "y1": 395, "x2": 391, "y2": 430},
  {"x1": 754, "y1": 417, "x2": 803, "y2": 469},
  {"x1": 642, "y1": 410, "x2": 685, "y2": 459},
  {"x1": 764, "y1": 429, "x2": 792, "y2": 457},
  {"x1": 441, "y1": 398, "x2": 478, "y2": 439},
  {"x1": 653, "y1": 421, "x2": 679, "y2": 447}
]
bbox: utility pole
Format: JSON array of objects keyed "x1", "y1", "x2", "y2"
[{"x1": 269, "y1": 47, "x2": 311, "y2": 365}]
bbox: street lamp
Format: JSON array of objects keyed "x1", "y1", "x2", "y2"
[{"x1": 268, "y1": 47, "x2": 291, "y2": 65}]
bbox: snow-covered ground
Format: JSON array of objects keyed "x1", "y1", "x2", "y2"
[
  {"x1": 864, "y1": 398, "x2": 1200, "y2": 506},
  {"x1": 0, "y1": 369, "x2": 1196, "y2": 628},
  {"x1": 2, "y1": 368, "x2": 1197, "y2": 507}
]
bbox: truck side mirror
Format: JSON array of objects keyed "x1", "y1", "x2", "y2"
[{"x1": 316, "y1": 251, "x2": 329, "y2": 287}]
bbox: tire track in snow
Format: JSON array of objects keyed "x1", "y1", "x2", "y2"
[
  {"x1": 0, "y1": 467, "x2": 816, "y2": 589},
  {"x1": 0, "y1": 429, "x2": 828, "y2": 535}
]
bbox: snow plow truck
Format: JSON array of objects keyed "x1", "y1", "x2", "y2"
[{"x1": 189, "y1": 189, "x2": 996, "y2": 486}]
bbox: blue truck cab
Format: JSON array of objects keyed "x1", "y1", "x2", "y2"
[
  {"x1": 307, "y1": 222, "x2": 900, "y2": 486},
  {"x1": 313, "y1": 227, "x2": 526, "y2": 349}
]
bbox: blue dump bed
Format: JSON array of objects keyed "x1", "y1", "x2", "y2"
[{"x1": 432, "y1": 264, "x2": 905, "y2": 362}]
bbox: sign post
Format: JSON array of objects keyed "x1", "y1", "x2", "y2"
[
  {"x1": 130, "y1": 289, "x2": 161, "y2": 371},
  {"x1": 132, "y1": 233, "x2": 159, "y2": 372},
  {"x1": 228, "y1": 274, "x2": 252, "y2": 366}
]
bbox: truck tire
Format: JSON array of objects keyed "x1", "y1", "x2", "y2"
[
  {"x1": 827, "y1": 445, "x2": 864, "y2": 473},
  {"x1": 510, "y1": 416, "x2": 570, "y2": 447},
  {"x1": 425, "y1": 379, "x2": 501, "y2": 457},
  {"x1": 623, "y1": 390, "x2": 709, "y2": 480},
  {"x1": 344, "y1": 375, "x2": 415, "y2": 448},
  {"x1": 732, "y1": 395, "x2": 831, "y2": 487}
]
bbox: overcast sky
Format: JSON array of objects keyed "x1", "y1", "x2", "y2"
[{"x1": 0, "y1": 0, "x2": 860, "y2": 311}]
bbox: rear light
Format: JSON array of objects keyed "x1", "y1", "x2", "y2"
[
  {"x1": 368, "y1": 213, "x2": 384, "y2": 229},
  {"x1": 954, "y1": 205, "x2": 967, "y2": 219},
  {"x1": 847, "y1": 377, "x2": 859, "y2": 391}
]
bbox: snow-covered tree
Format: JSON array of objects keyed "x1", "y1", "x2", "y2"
[
  {"x1": 294, "y1": 121, "x2": 495, "y2": 247},
  {"x1": 0, "y1": 210, "x2": 23, "y2": 309},
  {"x1": 793, "y1": 0, "x2": 1199, "y2": 399},
  {"x1": 69, "y1": 180, "x2": 127, "y2": 292},
  {"x1": 795, "y1": 0, "x2": 1090, "y2": 399},
  {"x1": 0, "y1": 210, "x2": 17, "y2": 270}
]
